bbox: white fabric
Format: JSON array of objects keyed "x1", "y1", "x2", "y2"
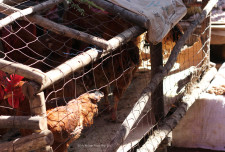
[
  {"x1": 172, "y1": 93, "x2": 225, "y2": 151},
  {"x1": 107, "y1": 0, "x2": 187, "y2": 43},
  {"x1": 173, "y1": 63, "x2": 225, "y2": 150}
]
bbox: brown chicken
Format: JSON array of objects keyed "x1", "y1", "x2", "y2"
[
  {"x1": 1, "y1": 73, "x2": 103, "y2": 152},
  {"x1": 46, "y1": 91, "x2": 103, "y2": 152},
  {"x1": 83, "y1": 41, "x2": 139, "y2": 122}
]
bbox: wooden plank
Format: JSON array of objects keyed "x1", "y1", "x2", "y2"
[
  {"x1": 0, "y1": 130, "x2": 54, "y2": 152},
  {"x1": 105, "y1": 0, "x2": 218, "y2": 151},
  {"x1": 0, "y1": 116, "x2": 45, "y2": 130},
  {"x1": 137, "y1": 66, "x2": 217, "y2": 152}
]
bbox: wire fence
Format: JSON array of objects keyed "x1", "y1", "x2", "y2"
[{"x1": 0, "y1": 0, "x2": 216, "y2": 152}]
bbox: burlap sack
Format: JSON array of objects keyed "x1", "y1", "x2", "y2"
[{"x1": 108, "y1": 0, "x2": 187, "y2": 43}]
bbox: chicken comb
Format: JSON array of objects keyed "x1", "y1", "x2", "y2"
[{"x1": 5, "y1": 74, "x2": 24, "y2": 92}]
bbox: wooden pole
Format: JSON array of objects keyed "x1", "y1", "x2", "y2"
[
  {"x1": 0, "y1": 130, "x2": 54, "y2": 152},
  {"x1": 107, "y1": 26, "x2": 145, "y2": 50},
  {"x1": 105, "y1": 0, "x2": 218, "y2": 151},
  {"x1": 0, "y1": 0, "x2": 64, "y2": 28},
  {"x1": 137, "y1": 66, "x2": 217, "y2": 152},
  {"x1": 150, "y1": 42, "x2": 164, "y2": 122},
  {"x1": 0, "y1": 3, "x2": 110, "y2": 50},
  {"x1": 89, "y1": 0, "x2": 148, "y2": 28},
  {"x1": 27, "y1": 92, "x2": 53, "y2": 151},
  {"x1": 0, "y1": 116, "x2": 46, "y2": 130},
  {"x1": 201, "y1": 0, "x2": 211, "y2": 68},
  {"x1": 0, "y1": 59, "x2": 47, "y2": 84},
  {"x1": 150, "y1": 42, "x2": 166, "y2": 152}
]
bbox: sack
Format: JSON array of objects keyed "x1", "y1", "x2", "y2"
[{"x1": 108, "y1": 0, "x2": 187, "y2": 43}]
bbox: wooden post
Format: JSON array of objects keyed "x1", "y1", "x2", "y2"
[
  {"x1": 29, "y1": 92, "x2": 47, "y2": 130},
  {"x1": 150, "y1": 42, "x2": 166, "y2": 152},
  {"x1": 28, "y1": 92, "x2": 53, "y2": 151},
  {"x1": 150, "y1": 42, "x2": 164, "y2": 122}
]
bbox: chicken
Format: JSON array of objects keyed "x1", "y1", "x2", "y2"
[
  {"x1": 83, "y1": 41, "x2": 140, "y2": 122},
  {"x1": 46, "y1": 91, "x2": 103, "y2": 152},
  {"x1": 0, "y1": 70, "x2": 26, "y2": 136},
  {"x1": 0, "y1": 70, "x2": 25, "y2": 109},
  {"x1": 0, "y1": 72, "x2": 103, "y2": 151}
]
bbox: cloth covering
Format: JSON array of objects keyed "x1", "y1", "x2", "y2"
[
  {"x1": 172, "y1": 63, "x2": 225, "y2": 151},
  {"x1": 107, "y1": 0, "x2": 187, "y2": 43}
]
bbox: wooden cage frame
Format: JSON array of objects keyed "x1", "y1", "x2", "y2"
[{"x1": 0, "y1": 0, "x2": 218, "y2": 151}]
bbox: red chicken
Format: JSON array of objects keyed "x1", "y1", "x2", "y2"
[{"x1": 0, "y1": 70, "x2": 25, "y2": 109}]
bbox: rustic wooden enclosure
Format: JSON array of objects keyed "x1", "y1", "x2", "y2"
[{"x1": 0, "y1": 0, "x2": 218, "y2": 152}]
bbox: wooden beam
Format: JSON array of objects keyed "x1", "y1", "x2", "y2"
[
  {"x1": 89, "y1": 0, "x2": 148, "y2": 29},
  {"x1": 0, "y1": 3, "x2": 110, "y2": 50},
  {"x1": 105, "y1": 0, "x2": 218, "y2": 151},
  {"x1": 0, "y1": 116, "x2": 45, "y2": 130},
  {"x1": 0, "y1": 0, "x2": 64, "y2": 28},
  {"x1": 0, "y1": 59, "x2": 47, "y2": 84},
  {"x1": 137, "y1": 66, "x2": 217, "y2": 152},
  {"x1": 107, "y1": 26, "x2": 145, "y2": 50},
  {"x1": 29, "y1": 15, "x2": 110, "y2": 50},
  {"x1": 37, "y1": 26, "x2": 144, "y2": 92},
  {"x1": 0, "y1": 130, "x2": 54, "y2": 152}
]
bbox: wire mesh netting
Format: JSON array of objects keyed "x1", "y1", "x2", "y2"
[{"x1": 0, "y1": 0, "x2": 212, "y2": 152}]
